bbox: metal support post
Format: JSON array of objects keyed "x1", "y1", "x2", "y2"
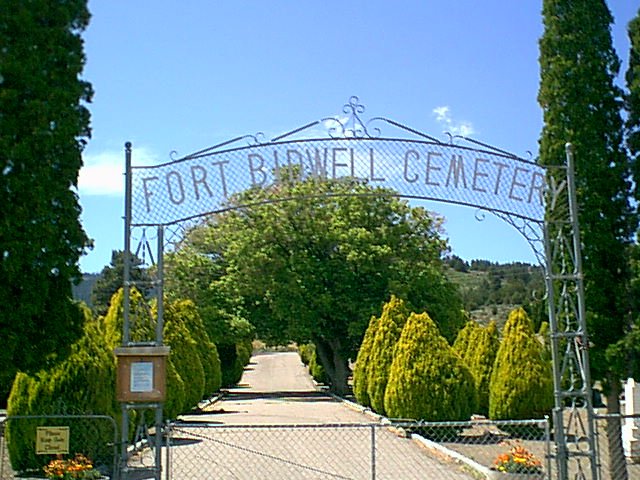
[
  {"x1": 121, "y1": 142, "x2": 133, "y2": 476},
  {"x1": 565, "y1": 143, "x2": 598, "y2": 480},
  {"x1": 123, "y1": 142, "x2": 132, "y2": 345},
  {"x1": 544, "y1": 143, "x2": 599, "y2": 479}
]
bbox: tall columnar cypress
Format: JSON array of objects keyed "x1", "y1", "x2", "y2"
[
  {"x1": 352, "y1": 315, "x2": 379, "y2": 407},
  {"x1": 623, "y1": 9, "x2": 640, "y2": 380},
  {"x1": 626, "y1": 9, "x2": 640, "y2": 175},
  {"x1": 0, "y1": 0, "x2": 93, "y2": 401},
  {"x1": 385, "y1": 311, "x2": 477, "y2": 421},
  {"x1": 489, "y1": 308, "x2": 553, "y2": 420},
  {"x1": 539, "y1": 2, "x2": 636, "y2": 477},
  {"x1": 366, "y1": 296, "x2": 409, "y2": 415}
]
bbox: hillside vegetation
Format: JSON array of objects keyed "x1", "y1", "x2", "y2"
[{"x1": 444, "y1": 256, "x2": 545, "y2": 331}]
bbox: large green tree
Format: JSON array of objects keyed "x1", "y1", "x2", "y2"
[
  {"x1": 169, "y1": 174, "x2": 464, "y2": 395},
  {"x1": 91, "y1": 250, "x2": 152, "y2": 316},
  {"x1": 0, "y1": 0, "x2": 93, "y2": 401},
  {"x1": 538, "y1": 1, "x2": 636, "y2": 477}
]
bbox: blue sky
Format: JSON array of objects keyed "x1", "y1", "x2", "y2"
[{"x1": 78, "y1": 1, "x2": 638, "y2": 273}]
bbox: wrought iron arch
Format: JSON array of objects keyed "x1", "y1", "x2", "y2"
[{"x1": 120, "y1": 97, "x2": 598, "y2": 480}]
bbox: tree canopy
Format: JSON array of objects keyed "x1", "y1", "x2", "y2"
[
  {"x1": 539, "y1": 2, "x2": 636, "y2": 477},
  {"x1": 539, "y1": 0, "x2": 635, "y2": 396},
  {"x1": 0, "y1": 0, "x2": 93, "y2": 402},
  {"x1": 91, "y1": 250, "x2": 152, "y2": 316},
  {"x1": 167, "y1": 173, "x2": 464, "y2": 394}
]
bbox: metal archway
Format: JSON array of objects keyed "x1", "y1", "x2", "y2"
[{"x1": 120, "y1": 97, "x2": 597, "y2": 480}]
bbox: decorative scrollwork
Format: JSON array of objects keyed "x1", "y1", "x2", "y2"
[
  {"x1": 343, "y1": 95, "x2": 366, "y2": 116},
  {"x1": 322, "y1": 117, "x2": 346, "y2": 139},
  {"x1": 246, "y1": 132, "x2": 265, "y2": 146},
  {"x1": 270, "y1": 96, "x2": 453, "y2": 142},
  {"x1": 341, "y1": 96, "x2": 369, "y2": 138},
  {"x1": 475, "y1": 209, "x2": 487, "y2": 222}
]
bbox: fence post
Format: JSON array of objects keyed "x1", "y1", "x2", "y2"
[
  {"x1": 370, "y1": 424, "x2": 376, "y2": 480},
  {"x1": 164, "y1": 422, "x2": 171, "y2": 480},
  {"x1": 544, "y1": 417, "x2": 552, "y2": 480},
  {"x1": 0, "y1": 420, "x2": 5, "y2": 480}
]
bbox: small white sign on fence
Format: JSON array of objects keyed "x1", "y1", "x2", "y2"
[{"x1": 36, "y1": 426, "x2": 69, "y2": 455}]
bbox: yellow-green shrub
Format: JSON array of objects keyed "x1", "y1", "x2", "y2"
[
  {"x1": 352, "y1": 315, "x2": 379, "y2": 407},
  {"x1": 385, "y1": 311, "x2": 478, "y2": 421},
  {"x1": 163, "y1": 302, "x2": 205, "y2": 412},
  {"x1": 6, "y1": 305, "x2": 117, "y2": 474},
  {"x1": 489, "y1": 307, "x2": 553, "y2": 420},
  {"x1": 367, "y1": 296, "x2": 409, "y2": 415},
  {"x1": 165, "y1": 299, "x2": 222, "y2": 398}
]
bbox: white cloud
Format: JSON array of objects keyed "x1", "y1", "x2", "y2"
[
  {"x1": 79, "y1": 147, "x2": 157, "y2": 196},
  {"x1": 432, "y1": 105, "x2": 476, "y2": 137}
]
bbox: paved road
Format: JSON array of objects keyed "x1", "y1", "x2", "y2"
[
  {"x1": 167, "y1": 351, "x2": 477, "y2": 479},
  {"x1": 182, "y1": 351, "x2": 371, "y2": 425}
]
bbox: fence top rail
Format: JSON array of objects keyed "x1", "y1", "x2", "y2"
[
  {"x1": 593, "y1": 412, "x2": 640, "y2": 420},
  {"x1": 169, "y1": 418, "x2": 549, "y2": 430},
  {"x1": 6, "y1": 414, "x2": 116, "y2": 421}
]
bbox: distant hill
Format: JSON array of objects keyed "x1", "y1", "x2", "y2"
[
  {"x1": 445, "y1": 256, "x2": 545, "y2": 331},
  {"x1": 72, "y1": 273, "x2": 100, "y2": 307}
]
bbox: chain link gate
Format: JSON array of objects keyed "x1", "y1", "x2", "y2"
[{"x1": 162, "y1": 419, "x2": 550, "y2": 479}]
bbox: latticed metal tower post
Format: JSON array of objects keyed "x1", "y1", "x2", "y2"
[
  {"x1": 544, "y1": 144, "x2": 598, "y2": 480},
  {"x1": 119, "y1": 142, "x2": 167, "y2": 480}
]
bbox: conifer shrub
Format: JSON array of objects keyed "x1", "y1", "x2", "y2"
[
  {"x1": 297, "y1": 343, "x2": 327, "y2": 384},
  {"x1": 367, "y1": 296, "x2": 409, "y2": 415},
  {"x1": 298, "y1": 343, "x2": 314, "y2": 366},
  {"x1": 489, "y1": 307, "x2": 553, "y2": 420},
  {"x1": 214, "y1": 317, "x2": 255, "y2": 387},
  {"x1": 168, "y1": 299, "x2": 222, "y2": 397},
  {"x1": 163, "y1": 360, "x2": 186, "y2": 420},
  {"x1": 308, "y1": 346, "x2": 327, "y2": 384},
  {"x1": 6, "y1": 373, "x2": 41, "y2": 473},
  {"x1": 103, "y1": 288, "x2": 154, "y2": 347},
  {"x1": 6, "y1": 306, "x2": 118, "y2": 474},
  {"x1": 384, "y1": 312, "x2": 478, "y2": 422},
  {"x1": 104, "y1": 288, "x2": 186, "y2": 420},
  {"x1": 218, "y1": 342, "x2": 242, "y2": 387},
  {"x1": 163, "y1": 301, "x2": 206, "y2": 412},
  {"x1": 352, "y1": 315, "x2": 379, "y2": 407},
  {"x1": 538, "y1": 321, "x2": 552, "y2": 362},
  {"x1": 467, "y1": 321, "x2": 500, "y2": 416},
  {"x1": 236, "y1": 338, "x2": 253, "y2": 373},
  {"x1": 452, "y1": 319, "x2": 481, "y2": 362}
]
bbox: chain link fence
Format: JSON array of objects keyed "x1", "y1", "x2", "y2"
[
  {"x1": 164, "y1": 419, "x2": 550, "y2": 479},
  {"x1": 593, "y1": 413, "x2": 640, "y2": 480},
  {"x1": 0, "y1": 415, "x2": 118, "y2": 480},
  {"x1": 8, "y1": 413, "x2": 640, "y2": 479}
]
